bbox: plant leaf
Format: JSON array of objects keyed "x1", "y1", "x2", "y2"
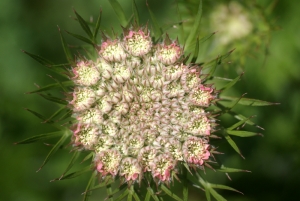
[
  {"x1": 37, "y1": 132, "x2": 69, "y2": 172},
  {"x1": 222, "y1": 130, "x2": 244, "y2": 159},
  {"x1": 109, "y1": 0, "x2": 128, "y2": 27},
  {"x1": 51, "y1": 165, "x2": 91, "y2": 181},
  {"x1": 161, "y1": 184, "x2": 183, "y2": 201},
  {"x1": 132, "y1": 0, "x2": 139, "y2": 25},
  {"x1": 217, "y1": 165, "x2": 250, "y2": 173},
  {"x1": 83, "y1": 172, "x2": 97, "y2": 201},
  {"x1": 38, "y1": 93, "x2": 68, "y2": 105},
  {"x1": 58, "y1": 151, "x2": 81, "y2": 180},
  {"x1": 27, "y1": 81, "x2": 73, "y2": 94},
  {"x1": 74, "y1": 10, "x2": 93, "y2": 39},
  {"x1": 220, "y1": 96, "x2": 280, "y2": 106},
  {"x1": 114, "y1": 189, "x2": 129, "y2": 201},
  {"x1": 146, "y1": 1, "x2": 162, "y2": 41},
  {"x1": 226, "y1": 130, "x2": 262, "y2": 137},
  {"x1": 14, "y1": 131, "x2": 63, "y2": 144},
  {"x1": 209, "y1": 188, "x2": 227, "y2": 201},
  {"x1": 185, "y1": 0, "x2": 202, "y2": 53},
  {"x1": 93, "y1": 9, "x2": 102, "y2": 43},
  {"x1": 65, "y1": 30, "x2": 94, "y2": 45},
  {"x1": 219, "y1": 72, "x2": 244, "y2": 92},
  {"x1": 147, "y1": 187, "x2": 160, "y2": 201},
  {"x1": 209, "y1": 184, "x2": 243, "y2": 194},
  {"x1": 58, "y1": 26, "x2": 74, "y2": 64}
]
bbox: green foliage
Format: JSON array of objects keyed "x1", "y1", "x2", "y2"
[{"x1": 16, "y1": 1, "x2": 279, "y2": 201}]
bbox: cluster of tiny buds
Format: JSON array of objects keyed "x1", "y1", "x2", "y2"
[{"x1": 68, "y1": 26, "x2": 218, "y2": 184}]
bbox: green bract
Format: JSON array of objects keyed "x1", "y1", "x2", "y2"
[{"x1": 17, "y1": 1, "x2": 278, "y2": 200}]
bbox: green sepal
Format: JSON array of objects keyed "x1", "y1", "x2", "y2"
[
  {"x1": 132, "y1": 0, "x2": 140, "y2": 25},
  {"x1": 27, "y1": 81, "x2": 73, "y2": 94},
  {"x1": 74, "y1": 10, "x2": 93, "y2": 39},
  {"x1": 220, "y1": 96, "x2": 280, "y2": 106},
  {"x1": 51, "y1": 165, "x2": 91, "y2": 181},
  {"x1": 218, "y1": 72, "x2": 244, "y2": 92},
  {"x1": 38, "y1": 93, "x2": 68, "y2": 105},
  {"x1": 109, "y1": 0, "x2": 128, "y2": 27},
  {"x1": 37, "y1": 131, "x2": 70, "y2": 172},
  {"x1": 14, "y1": 131, "x2": 64, "y2": 144},
  {"x1": 161, "y1": 184, "x2": 183, "y2": 201},
  {"x1": 93, "y1": 9, "x2": 102, "y2": 43},
  {"x1": 58, "y1": 26, "x2": 74, "y2": 64},
  {"x1": 65, "y1": 30, "x2": 95, "y2": 46},
  {"x1": 184, "y1": 0, "x2": 202, "y2": 53}
]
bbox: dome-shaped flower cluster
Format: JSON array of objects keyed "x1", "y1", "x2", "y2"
[{"x1": 69, "y1": 27, "x2": 217, "y2": 184}]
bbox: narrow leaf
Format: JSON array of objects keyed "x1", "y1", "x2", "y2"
[
  {"x1": 43, "y1": 106, "x2": 68, "y2": 123},
  {"x1": 161, "y1": 184, "x2": 183, "y2": 201},
  {"x1": 209, "y1": 188, "x2": 227, "y2": 201},
  {"x1": 198, "y1": 32, "x2": 216, "y2": 44},
  {"x1": 109, "y1": 0, "x2": 128, "y2": 27},
  {"x1": 51, "y1": 165, "x2": 91, "y2": 181},
  {"x1": 81, "y1": 152, "x2": 94, "y2": 164},
  {"x1": 219, "y1": 72, "x2": 244, "y2": 92},
  {"x1": 24, "y1": 108, "x2": 47, "y2": 122},
  {"x1": 59, "y1": 151, "x2": 81, "y2": 180},
  {"x1": 209, "y1": 184, "x2": 243, "y2": 194},
  {"x1": 146, "y1": 2, "x2": 163, "y2": 41},
  {"x1": 187, "y1": 37, "x2": 199, "y2": 64},
  {"x1": 38, "y1": 93, "x2": 68, "y2": 105},
  {"x1": 144, "y1": 190, "x2": 151, "y2": 201},
  {"x1": 185, "y1": 0, "x2": 202, "y2": 52},
  {"x1": 220, "y1": 96, "x2": 280, "y2": 106},
  {"x1": 222, "y1": 131, "x2": 244, "y2": 159},
  {"x1": 114, "y1": 189, "x2": 129, "y2": 201},
  {"x1": 58, "y1": 26, "x2": 74, "y2": 64},
  {"x1": 27, "y1": 81, "x2": 73, "y2": 94},
  {"x1": 37, "y1": 133, "x2": 69, "y2": 172},
  {"x1": 227, "y1": 130, "x2": 262, "y2": 137},
  {"x1": 217, "y1": 165, "x2": 250, "y2": 173},
  {"x1": 65, "y1": 31, "x2": 94, "y2": 45},
  {"x1": 14, "y1": 131, "x2": 63, "y2": 144},
  {"x1": 83, "y1": 172, "x2": 97, "y2": 201},
  {"x1": 93, "y1": 9, "x2": 102, "y2": 43},
  {"x1": 226, "y1": 117, "x2": 253, "y2": 131},
  {"x1": 132, "y1": 0, "x2": 139, "y2": 25},
  {"x1": 74, "y1": 10, "x2": 93, "y2": 39},
  {"x1": 147, "y1": 187, "x2": 160, "y2": 201}
]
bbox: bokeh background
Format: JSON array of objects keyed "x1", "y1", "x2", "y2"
[{"x1": 1, "y1": 0, "x2": 299, "y2": 200}]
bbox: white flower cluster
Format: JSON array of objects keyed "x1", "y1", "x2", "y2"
[{"x1": 69, "y1": 28, "x2": 216, "y2": 184}]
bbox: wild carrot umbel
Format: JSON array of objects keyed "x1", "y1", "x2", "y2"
[{"x1": 17, "y1": 1, "x2": 278, "y2": 200}]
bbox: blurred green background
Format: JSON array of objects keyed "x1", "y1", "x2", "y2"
[{"x1": 1, "y1": 0, "x2": 299, "y2": 200}]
